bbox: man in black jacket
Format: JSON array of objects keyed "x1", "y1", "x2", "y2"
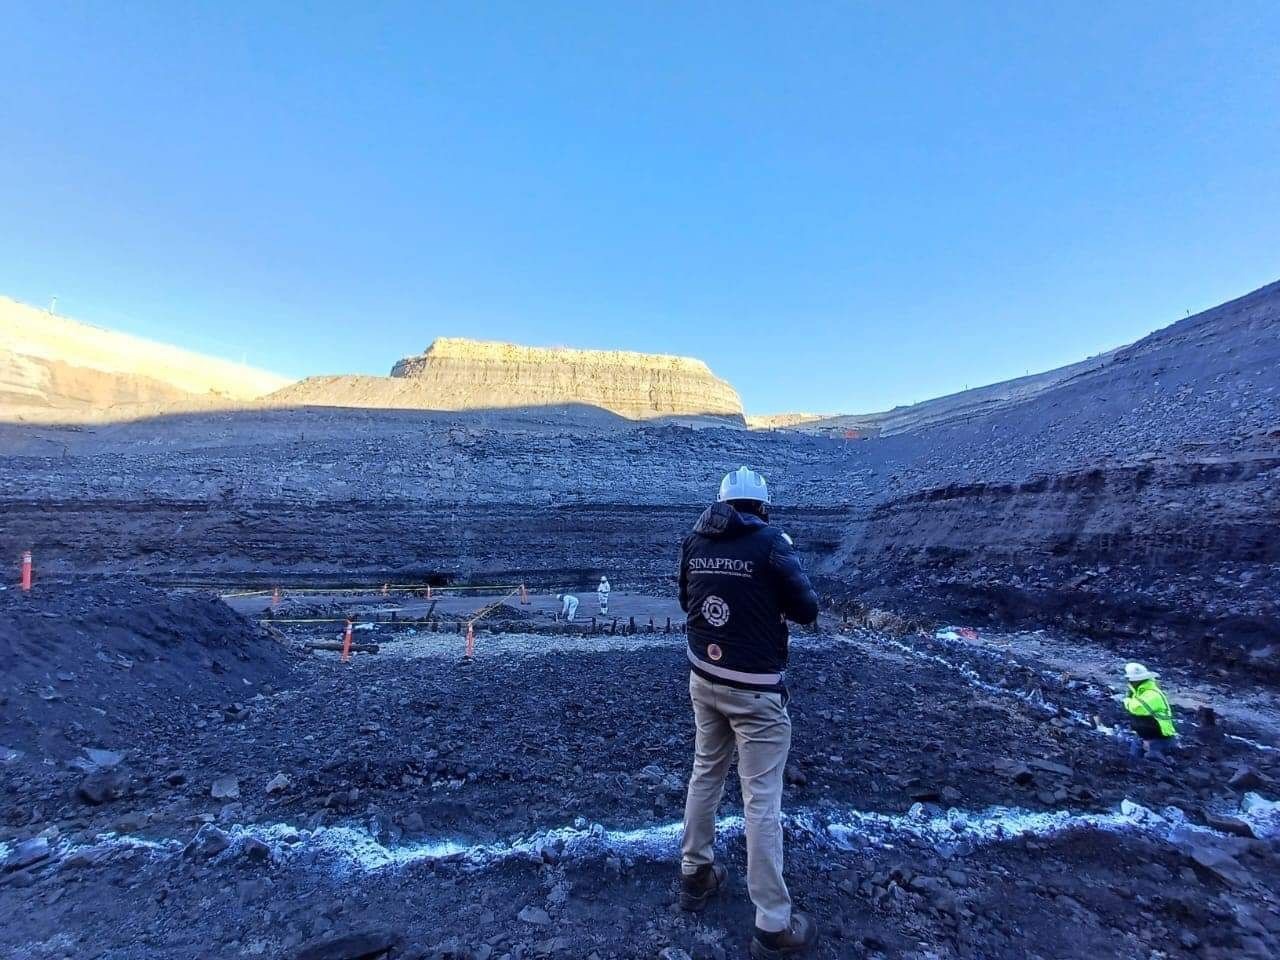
[{"x1": 677, "y1": 466, "x2": 820, "y2": 959}]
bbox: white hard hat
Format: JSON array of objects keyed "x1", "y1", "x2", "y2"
[
  {"x1": 1124, "y1": 662, "x2": 1158, "y2": 682},
  {"x1": 718, "y1": 466, "x2": 770, "y2": 504},
  {"x1": 599, "y1": 576, "x2": 608, "y2": 582}
]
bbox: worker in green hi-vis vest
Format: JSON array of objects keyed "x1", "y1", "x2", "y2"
[{"x1": 1122, "y1": 662, "x2": 1178, "y2": 762}]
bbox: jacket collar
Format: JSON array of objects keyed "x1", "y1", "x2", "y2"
[{"x1": 692, "y1": 501, "x2": 767, "y2": 538}]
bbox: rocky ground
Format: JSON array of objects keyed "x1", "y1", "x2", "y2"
[{"x1": 2, "y1": 586, "x2": 1279, "y2": 959}]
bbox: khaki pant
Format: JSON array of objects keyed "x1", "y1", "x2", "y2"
[{"x1": 681, "y1": 671, "x2": 793, "y2": 932}]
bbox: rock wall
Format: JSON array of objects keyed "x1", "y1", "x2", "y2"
[
  {"x1": 829, "y1": 448, "x2": 1280, "y2": 674},
  {"x1": 387, "y1": 338, "x2": 744, "y2": 421}
]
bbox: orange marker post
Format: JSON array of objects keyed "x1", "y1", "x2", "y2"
[
  {"x1": 465, "y1": 621, "x2": 475, "y2": 659},
  {"x1": 20, "y1": 550, "x2": 32, "y2": 592},
  {"x1": 340, "y1": 619, "x2": 354, "y2": 663},
  {"x1": 382, "y1": 583, "x2": 389, "y2": 596},
  {"x1": 272, "y1": 586, "x2": 281, "y2": 607},
  {"x1": 427, "y1": 584, "x2": 433, "y2": 600},
  {"x1": 520, "y1": 583, "x2": 529, "y2": 605}
]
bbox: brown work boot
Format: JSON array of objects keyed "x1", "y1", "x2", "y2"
[
  {"x1": 749, "y1": 913, "x2": 817, "y2": 958},
  {"x1": 678, "y1": 863, "x2": 728, "y2": 911}
]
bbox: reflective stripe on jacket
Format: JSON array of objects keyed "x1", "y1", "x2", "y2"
[{"x1": 1124, "y1": 680, "x2": 1176, "y2": 738}]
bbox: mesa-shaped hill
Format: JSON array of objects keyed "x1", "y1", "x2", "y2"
[
  {"x1": 0, "y1": 296, "x2": 289, "y2": 420},
  {"x1": 270, "y1": 338, "x2": 745, "y2": 423}
]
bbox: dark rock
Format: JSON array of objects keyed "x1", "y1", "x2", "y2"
[
  {"x1": 1227, "y1": 766, "x2": 1264, "y2": 792},
  {"x1": 1203, "y1": 811, "x2": 1257, "y2": 839},
  {"x1": 210, "y1": 775, "x2": 240, "y2": 799},
  {"x1": 242, "y1": 837, "x2": 273, "y2": 863},
  {"x1": 1187, "y1": 841, "x2": 1250, "y2": 887},
  {"x1": 183, "y1": 824, "x2": 231, "y2": 861},
  {"x1": 1003, "y1": 764, "x2": 1035, "y2": 785},
  {"x1": 517, "y1": 906, "x2": 552, "y2": 925},
  {"x1": 69, "y1": 748, "x2": 125, "y2": 773},
  {"x1": 1028, "y1": 758, "x2": 1073, "y2": 777},
  {"x1": 266, "y1": 773, "x2": 291, "y2": 794},
  {"x1": 536, "y1": 937, "x2": 573, "y2": 955},
  {"x1": 76, "y1": 771, "x2": 128, "y2": 806},
  {"x1": 293, "y1": 928, "x2": 401, "y2": 960},
  {"x1": 3, "y1": 837, "x2": 51, "y2": 872}
]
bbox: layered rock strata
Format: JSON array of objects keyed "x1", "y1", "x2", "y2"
[
  {"x1": 274, "y1": 338, "x2": 744, "y2": 422},
  {"x1": 830, "y1": 446, "x2": 1280, "y2": 675}
]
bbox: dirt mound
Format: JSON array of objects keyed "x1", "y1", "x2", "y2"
[{"x1": 0, "y1": 581, "x2": 296, "y2": 760}]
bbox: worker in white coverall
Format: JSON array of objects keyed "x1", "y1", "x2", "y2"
[
  {"x1": 597, "y1": 576, "x2": 611, "y2": 615},
  {"x1": 556, "y1": 593, "x2": 579, "y2": 622}
]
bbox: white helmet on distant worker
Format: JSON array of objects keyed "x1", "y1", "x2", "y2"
[
  {"x1": 718, "y1": 466, "x2": 770, "y2": 504},
  {"x1": 1124, "y1": 662, "x2": 1158, "y2": 683}
]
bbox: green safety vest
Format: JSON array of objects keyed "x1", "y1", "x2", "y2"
[{"x1": 1124, "y1": 680, "x2": 1176, "y2": 738}]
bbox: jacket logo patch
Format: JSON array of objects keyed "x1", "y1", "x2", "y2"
[
  {"x1": 707, "y1": 643, "x2": 723, "y2": 661},
  {"x1": 701, "y1": 595, "x2": 730, "y2": 628},
  {"x1": 688, "y1": 558, "x2": 755, "y2": 574}
]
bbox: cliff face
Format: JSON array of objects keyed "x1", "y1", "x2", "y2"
[
  {"x1": 274, "y1": 338, "x2": 745, "y2": 422},
  {"x1": 830, "y1": 449, "x2": 1280, "y2": 672},
  {"x1": 391, "y1": 338, "x2": 744, "y2": 421}
]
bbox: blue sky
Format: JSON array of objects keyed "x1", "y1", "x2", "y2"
[{"x1": 2, "y1": 3, "x2": 1277, "y2": 414}]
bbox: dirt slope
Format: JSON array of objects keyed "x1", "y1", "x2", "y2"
[
  {"x1": 764, "y1": 279, "x2": 1280, "y2": 438},
  {"x1": 0, "y1": 296, "x2": 290, "y2": 420},
  {"x1": 0, "y1": 582, "x2": 296, "y2": 760}
]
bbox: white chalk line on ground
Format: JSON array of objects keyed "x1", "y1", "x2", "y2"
[
  {"x1": 845, "y1": 631, "x2": 1107, "y2": 734},
  {"x1": 1227, "y1": 733, "x2": 1279, "y2": 753},
  {"x1": 851, "y1": 629, "x2": 1279, "y2": 754},
  {"x1": 8, "y1": 795, "x2": 1276, "y2": 879}
]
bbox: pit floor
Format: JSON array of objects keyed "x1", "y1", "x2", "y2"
[{"x1": 2, "y1": 605, "x2": 1278, "y2": 960}]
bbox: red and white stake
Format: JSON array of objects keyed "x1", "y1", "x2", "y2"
[
  {"x1": 340, "y1": 619, "x2": 354, "y2": 663},
  {"x1": 20, "y1": 550, "x2": 32, "y2": 592}
]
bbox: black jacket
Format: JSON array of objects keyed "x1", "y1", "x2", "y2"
[{"x1": 679, "y1": 502, "x2": 820, "y2": 692}]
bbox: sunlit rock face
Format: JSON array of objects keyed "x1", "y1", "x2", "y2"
[
  {"x1": 0, "y1": 295, "x2": 289, "y2": 419},
  {"x1": 271, "y1": 338, "x2": 745, "y2": 422},
  {"x1": 389, "y1": 338, "x2": 745, "y2": 421}
]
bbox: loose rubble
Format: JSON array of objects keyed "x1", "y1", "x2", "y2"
[{"x1": 2, "y1": 595, "x2": 1278, "y2": 958}]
